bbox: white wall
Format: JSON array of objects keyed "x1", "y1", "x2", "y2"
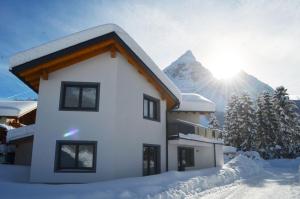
[
  {"x1": 215, "y1": 144, "x2": 224, "y2": 166},
  {"x1": 168, "y1": 142, "x2": 223, "y2": 171},
  {"x1": 30, "y1": 52, "x2": 166, "y2": 183}
]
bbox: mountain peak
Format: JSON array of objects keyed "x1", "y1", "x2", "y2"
[{"x1": 174, "y1": 50, "x2": 196, "y2": 65}]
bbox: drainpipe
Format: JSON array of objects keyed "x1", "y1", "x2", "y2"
[
  {"x1": 213, "y1": 143, "x2": 216, "y2": 167},
  {"x1": 166, "y1": 111, "x2": 168, "y2": 171}
]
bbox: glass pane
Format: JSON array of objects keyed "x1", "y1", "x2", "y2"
[
  {"x1": 78, "y1": 145, "x2": 94, "y2": 168},
  {"x1": 143, "y1": 99, "x2": 148, "y2": 117},
  {"x1": 149, "y1": 147, "x2": 156, "y2": 175},
  {"x1": 143, "y1": 147, "x2": 149, "y2": 175},
  {"x1": 60, "y1": 145, "x2": 76, "y2": 168},
  {"x1": 64, "y1": 86, "x2": 80, "y2": 108},
  {"x1": 81, "y1": 87, "x2": 97, "y2": 108},
  {"x1": 149, "y1": 101, "x2": 154, "y2": 119}
]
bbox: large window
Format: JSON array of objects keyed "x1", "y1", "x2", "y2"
[
  {"x1": 178, "y1": 147, "x2": 194, "y2": 167},
  {"x1": 55, "y1": 141, "x2": 97, "y2": 172},
  {"x1": 59, "y1": 82, "x2": 100, "y2": 111},
  {"x1": 143, "y1": 94, "x2": 160, "y2": 121}
]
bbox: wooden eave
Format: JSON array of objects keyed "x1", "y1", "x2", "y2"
[{"x1": 10, "y1": 32, "x2": 179, "y2": 109}]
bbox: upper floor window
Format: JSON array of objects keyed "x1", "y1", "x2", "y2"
[
  {"x1": 59, "y1": 82, "x2": 100, "y2": 111},
  {"x1": 143, "y1": 94, "x2": 160, "y2": 122}
]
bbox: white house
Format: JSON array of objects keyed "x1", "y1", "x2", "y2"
[{"x1": 8, "y1": 24, "x2": 223, "y2": 183}]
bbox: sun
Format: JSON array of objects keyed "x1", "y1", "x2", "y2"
[{"x1": 206, "y1": 47, "x2": 244, "y2": 79}]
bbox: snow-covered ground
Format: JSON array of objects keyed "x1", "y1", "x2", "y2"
[
  {"x1": 199, "y1": 158, "x2": 300, "y2": 199},
  {"x1": 0, "y1": 155, "x2": 299, "y2": 199}
]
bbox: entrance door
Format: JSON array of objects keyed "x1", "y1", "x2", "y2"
[{"x1": 143, "y1": 144, "x2": 160, "y2": 176}]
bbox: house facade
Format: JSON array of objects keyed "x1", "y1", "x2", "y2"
[{"x1": 8, "y1": 24, "x2": 223, "y2": 183}]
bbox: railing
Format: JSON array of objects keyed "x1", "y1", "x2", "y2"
[{"x1": 168, "y1": 119, "x2": 221, "y2": 140}]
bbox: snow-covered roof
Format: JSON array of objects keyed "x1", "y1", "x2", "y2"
[
  {"x1": 0, "y1": 123, "x2": 14, "y2": 130},
  {"x1": 174, "y1": 93, "x2": 215, "y2": 112},
  {"x1": 7, "y1": 124, "x2": 35, "y2": 142},
  {"x1": 10, "y1": 24, "x2": 181, "y2": 103},
  {"x1": 0, "y1": 101, "x2": 37, "y2": 117}
]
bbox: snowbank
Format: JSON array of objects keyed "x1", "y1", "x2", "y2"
[
  {"x1": 151, "y1": 155, "x2": 264, "y2": 198},
  {"x1": 0, "y1": 154, "x2": 264, "y2": 199}
]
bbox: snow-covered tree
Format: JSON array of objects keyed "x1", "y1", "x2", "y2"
[
  {"x1": 237, "y1": 93, "x2": 257, "y2": 151},
  {"x1": 224, "y1": 95, "x2": 240, "y2": 146},
  {"x1": 224, "y1": 93, "x2": 256, "y2": 151},
  {"x1": 255, "y1": 92, "x2": 279, "y2": 159},
  {"x1": 208, "y1": 114, "x2": 220, "y2": 129},
  {"x1": 208, "y1": 114, "x2": 222, "y2": 139},
  {"x1": 272, "y1": 86, "x2": 300, "y2": 158}
]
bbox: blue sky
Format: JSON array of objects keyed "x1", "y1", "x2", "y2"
[{"x1": 1, "y1": 0, "x2": 300, "y2": 94}]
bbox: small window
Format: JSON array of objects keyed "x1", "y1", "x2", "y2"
[
  {"x1": 178, "y1": 147, "x2": 194, "y2": 167},
  {"x1": 55, "y1": 141, "x2": 97, "y2": 172},
  {"x1": 59, "y1": 82, "x2": 100, "y2": 111},
  {"x1": 143, "y1": 94, "x2": 160, "y2": 121}
]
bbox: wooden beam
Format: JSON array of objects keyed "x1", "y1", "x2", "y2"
[
  {"x1": 110, "y1": 45, "x2": 116, "y2": 58},
  {"x1": 41, "y1": 70, "x2": 48, "y2": 80},
  {"x1": 19, "y1": 39, "x2": 114, "y2": 77},
  {"x1": 24, "y1": 73, "x2": 41, "y2": 82}
]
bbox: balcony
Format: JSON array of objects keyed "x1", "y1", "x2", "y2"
[
  {"x1": 7, "y1": 124, "x2": 35, "y2": 143},
  {"x1": 167, "y1": 119, "x2": 221, "y2": 140}
]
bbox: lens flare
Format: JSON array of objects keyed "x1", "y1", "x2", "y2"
[{"x1": 63, "y1": 128, "x2": 79, "y2": 138}]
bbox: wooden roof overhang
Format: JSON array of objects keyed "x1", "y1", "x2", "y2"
[{"x1": 10, "y1": 32, "x2": 179, "y2": 109}]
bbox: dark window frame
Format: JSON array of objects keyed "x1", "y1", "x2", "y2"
[
  {"x1": 143, "y1": 94, "x2": 160, "y2": 122},
  {"x1": 59, "y1": 81, "x2": 100, "y2": 112},
  {"x1": 143, "y1": 144, "x2": 161, "y2": 176},
  {"x1": 178, "y1": 147, "x2": 195, "y2": 167},
  {"x1": 54, "y1": 140, "x2": 97, "y2": 173}
]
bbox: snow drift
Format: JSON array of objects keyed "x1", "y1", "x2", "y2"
[{"x1": 0, "y1": 155, "x2": 264, "y2": 199}]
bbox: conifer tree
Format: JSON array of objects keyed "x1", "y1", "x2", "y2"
[
  {"x1": 237, "y1": 93, "x2": 257, "y2": 151},
  {"x1": 224, "y1": 95, "x2": 241, "y2": 147},
  {"x1": 208, "y1": 114, "x2": 220, "y2": 129},
  {"x1": 255, "y1": 92, "x2": 278, "y2": 159},
  {"x1": 272, "y1": 86, "x2": 300, "y2": 158}
]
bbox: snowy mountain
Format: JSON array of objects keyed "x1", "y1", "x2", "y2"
[
  {"x1": 164, "y1": 50, "x2": 273, "y2": 113},
  {"x1": 0, "y1": 68, "x2": 36, "y2": 100}
]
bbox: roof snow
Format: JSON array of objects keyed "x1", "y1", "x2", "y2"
[
  {"x1": 10, "y1": 23, "x2": 181, "y2": 103},
  {"x1": 0, "y1": 101, "x2": 37, "y2": 117},
  {"x1": 174, "y1": 93, "x2": 215, "y2": 112},
  {"x1": 0, "y1": 123, "x2": 14, "y2": 130}
]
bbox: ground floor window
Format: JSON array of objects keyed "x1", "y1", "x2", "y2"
[
  {"x1": 143, "y1": 144, "x2": 160, "y2": 176},
  {"x1": 55, "y1": 140, "x2": 97, "y2": 172},
  {"x1": 178, "y1": 147, "x2": 194, "y2": 169}
]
